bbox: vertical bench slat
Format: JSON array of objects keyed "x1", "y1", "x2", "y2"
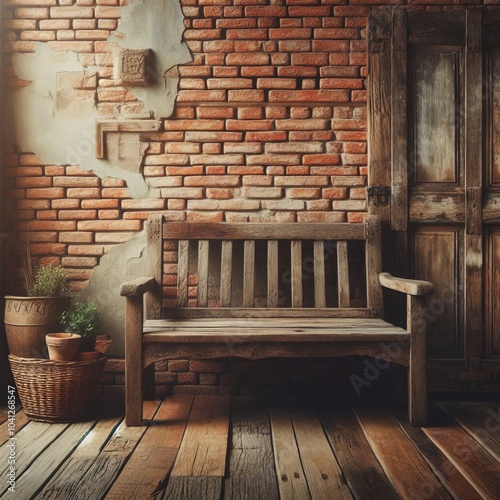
[
  {"x1": 314, "y1": 241, "x2": 326, "y2": 308},
  {"x1": 291, "y1": 241, "x2": 303, "y2": 308},
  {"x1": 337, "y1": 241, "x2": 350, "y2": 308},
  {"x1": 220, "y1": 241, "x2": 233, "y2": 307},
  {"x1": 177, "y1": 240, "x2": 189, "y2": 307},
  {"x1": 243, "y1": 240, "x2": 255, "y2": 307},
  {"x1": 267, "y1": 240, "x2": 279, "y2": 307},
  {"x1": 198, "y1": 240, "x2": 209, "y2": 307}
]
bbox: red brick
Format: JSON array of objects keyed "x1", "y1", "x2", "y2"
[
  {"x1": 67, "y1": 245, "x2": 104, "y2": 256},
  {"x1": 207, "y1": 78, "x2": 253, "y2": 89},
  {"x1": 237, "y1": 107, "x2": 263, "y2": 120},
  {"x1": 246, "y1": 131, "x2": 287, "y2": 142},
  {"x1": 297, "y1": 212, "x2": 345, "y2": 222},
  {"x1": 269, "y1": 28, "x2": 312, "y2": 39},
  {"x1": 241, "y1": 66, "x2": 275, "y2": 77},
  {"x1": 197, "y1": 107, "x2": 235, "y2": 119},
  {"x1": 247, "y1": 154, "x2": 301, "y2": 166},
  {"x1": 226, "y1": 28, "x2": 268, "y2": 39},
  {"x1": 184, "y1": 29, "x2": 221, "y2": 40},
  {"x1": 288, "y1": 6, "x2": 331, "y2": 15},
  {"x1": 269, "y1": 90, "x2": 349, "y2": 103},
  {"x1": 185, "y1": 131, "x2": 243, "y2": 142},
  {"x1": 187, "y1": 211, "x2": 224, "y2": 222},
  {"x1": 291, "y1": 53, "x2": 329, "y2": 66},
  {"x1": 226, "y1": 120, "x2": 273, "y2": 131},
  {"x1": 177, "y1": 90, "x2": 227, "y2": 103},
  {"x1": 287, "y1": 188, "x2": 321, "y2": 199},
  {"x1": 16, "y1": 177, "x2": 52, "y2": 188},
  {"x1": 278, "y1": 40, "x2": 311, "y2": 52},
  {"x1": 277, "y1": 66, "x2": 318, "y2": 77},
  {"x1": 50, "y1": 6, "x2": 94, "y2": 18},
  {"x1": 257, "y1": 78, "x2": 296, "y2": 89},
  {"x1": 184, "y1": 176, "x2": 240, "y2": 187},
  {"x1": 216, "y1": 18, "x2": 257, "y2": 29},
  {"x1": 14, "y1": 7, "x2": 50, "y2": 18},
  {"x1": 94, "y1": 6, "x2": 121, "y2": 18},
  {"x1": 59, "y1": 232, "x2": 94, "y2": 243},
  {"x1": 321, "y1": 78, "x2": 364, "y2": 90},
  {"x1": 59, "y1": 209, "x2": 97, "y2": 220},
  {"x1": 189, "y1": 154, "x2": 243, "y2": 165},
  {"x1": 213, "y1": 66, "x2": 239, "y2": 77},
  {"x1": 26, "y1": 187, "x2": 64, "y2": 199},
  {"x1": 77, "y1": 220, "x2": 141, "y2": 231},
  {"x1": 228, "y1": 90, "x2": 264, "y2": 102},
  {"x1": 226, "y1": 53, "x2": 269, "y2": 65}
]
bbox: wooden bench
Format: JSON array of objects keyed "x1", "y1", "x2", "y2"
[{"x1": 121, "y1": 214, "x2": 433, "y2": 427}]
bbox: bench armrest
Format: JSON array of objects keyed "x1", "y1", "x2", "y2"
[
  {"x1": 120, "y1": 276, "x2": 156, "y2": 297},
  {"x1": 379, "y1": 272, "x2": 433, "y2": 296}
]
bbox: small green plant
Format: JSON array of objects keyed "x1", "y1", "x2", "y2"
[
  {"x1": 29, "y1": 265, "x2": 71, "y2": 297},
  {"x1": 60, "y1": 302, "x2": 101, "y2": 351}
]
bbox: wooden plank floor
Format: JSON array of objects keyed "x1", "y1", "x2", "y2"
[{"x1": 2, "y1": 396, "x2": 499, "y2": 499}]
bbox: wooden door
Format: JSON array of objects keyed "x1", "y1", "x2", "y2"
[{"x1": 368, "y1": 8, "x2": 500, "y2": 391}]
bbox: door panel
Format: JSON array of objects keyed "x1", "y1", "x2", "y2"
[
  {"x1": 414, "y1": 228, "x2": 463, "y2": 356},
  {"x1": 413, "y1": 51, "x2": 460, "y2": 184},
  {"x1": 486, "y1": 230, "x2": 500, "y2": 356},
  {"x1": 491, "y1": 47, "x2": 500, "y2": 186}
]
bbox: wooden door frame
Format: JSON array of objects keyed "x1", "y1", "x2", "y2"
[{"x1": 368, "y1": 7, "x2": 500, "y2": 390}]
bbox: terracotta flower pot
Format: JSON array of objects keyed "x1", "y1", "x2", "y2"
[
  {"x1": 46, "y1": 333, "x2": 82, "y2": 362},
  {"x1": 4, "y1": 296, "x2": 70, "y2": 358}
]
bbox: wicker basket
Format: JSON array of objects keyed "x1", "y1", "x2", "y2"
[{"x1": 8, "y1": 354, "x2": 106, "y2": 423}]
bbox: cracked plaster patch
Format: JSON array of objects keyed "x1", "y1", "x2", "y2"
[{"x1": 6, "y1": 0, "x2": 192, "y2": 198}]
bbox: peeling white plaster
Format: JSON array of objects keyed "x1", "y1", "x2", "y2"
[
  {"x1": 6, "y1": 44, "x2": 150, "y2": 198},
  {"x1": 75, "y1": 229, "x2": 147, "y2": 356},
  {"x1": 6, "y1": 0, "x2": 192, "y2": 198},
  {"x1": 110, "y1": 0, "x2": 191, "y2": 117}
]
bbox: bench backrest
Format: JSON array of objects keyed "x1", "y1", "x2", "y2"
[{"x1": 145, "y1": 215, "x2": 383, "y2": 320}]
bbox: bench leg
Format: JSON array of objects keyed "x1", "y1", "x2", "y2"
[
  {"x1": 125, "y1": 296, "x2": 143, "y2": 426},
  {"x1": 408, "y1": 295, "x2": 427, "y2": 426}
]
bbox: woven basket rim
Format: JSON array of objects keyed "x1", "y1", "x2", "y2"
[{"x1": 8, "y1": 353, "x2": 106, "y2": 367}]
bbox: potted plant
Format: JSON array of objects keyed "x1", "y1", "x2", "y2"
[
  {"x1": 60, "y1": 301, "x2": 102, "y2": 360},
  {"x1": 4, "y1": 264, "x2": 71, "y2": 358}
]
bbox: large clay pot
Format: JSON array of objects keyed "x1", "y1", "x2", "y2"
[
  {"x1": 4, "y1": 296, "x2": 70, "y2": 358},
  {"x1": 46, "y1": 333, "x2": 81, "y2": 361}
]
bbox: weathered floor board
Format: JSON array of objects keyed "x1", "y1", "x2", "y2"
[
  {"x1": 439, "y1": 401, "x2": 500, "y2": 462},
  {"x1": 353, "y1": 406, "x2": 451, "y2": 499},
  {"x1": 395, "y1": 411, "x2": 483, "y2": 500},
  {"x1": 423, "y1": 407, "x2": 500, "y2": 499},
  {"x1": 270, "y1": 404, "x2": 311, "y2": 500},
  {"x1": 0, "y1": 420, "x2": 69, "y2": 496},
  {"x1": 321, "y1": 407, "x2": 400, "y2": 499},
  {"x1": 4, "y1": 396, "x2": 500, "y2": 500},
  {"x1": 224, "y1": 397, "x2": 279, "y2": 500},
  {"x1": 291, "y1": 411, "x2": 353, "y2": 499},
  {"x1": 171, "y1": 395, "x2": 230, "y2": 477},
  {"x1": 14, "y1": 421, "x2": 95, "y2": 499},
  {"x1": 106, "y1": 396, "x2": 194, "y2": 500},
  {"x1": 36, "y1": 414, "x2": 122, "y2": 500},
  {"x1": 0, "y1": 409, "x2": 29, "y2": 446}
]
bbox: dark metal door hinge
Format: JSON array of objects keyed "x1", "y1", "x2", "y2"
[{"x1": 367, "y1": 186, "x2": 391, "y2": 206}]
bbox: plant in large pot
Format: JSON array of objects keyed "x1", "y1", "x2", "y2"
[
  {"x1": 60, "y1": 301, "x2": 102, "y2": 361},
  {"x1": 4, "y1": 264, "x2": 71, "y2": 359}
]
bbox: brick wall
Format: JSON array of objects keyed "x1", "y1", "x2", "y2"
[{"x1": 2, "y1": 0, "x2": 495, "y2": 395}]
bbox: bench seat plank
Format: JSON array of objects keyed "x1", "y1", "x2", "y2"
[{"x1": 142, "y1": 319, "x2": 408, "y2": 343}]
